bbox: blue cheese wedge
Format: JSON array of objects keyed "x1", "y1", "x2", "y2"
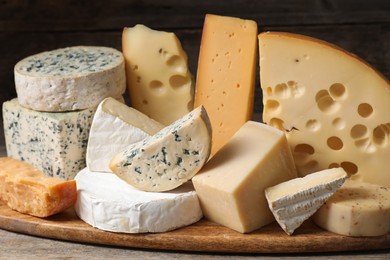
[
  {"x1": 74, "y1": 167, "x2": 203, "y2": 233},
  {"x1": 14, "y1": 46, "x2": 126, "y2": 111},
  {"x1": 265, "y1": 168, "x2": 348, "y2": 235},
  {"x1": 86, "y1": 97, "x2": 164, "y2": 172},
  {"x1": 109, "y1": 106, "x2": 212, "y2": 192},
  {"x1": 2, "y1": 98, "x2": 95, "y2": 180}
]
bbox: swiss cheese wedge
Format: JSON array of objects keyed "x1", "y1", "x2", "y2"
[{"x1": 259, "y1": 32, "x2": 390, "y2": 187}]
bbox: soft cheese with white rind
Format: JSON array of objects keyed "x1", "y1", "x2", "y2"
[
  {"x1": 14, "y1": 46, "x2": 126, "y2": 111},
  {"x1": 265, "y1": 167, "x2": 348, "y2": 235},
  {"x1": 3, "y1": 98, "x2": 95, "y2": 180},
  {"x1": 110, "y1": 106, "x2": 212, "y2": 192},
  {"x1": 259, "y1": 32, "x2": 390, "y2": 187},
  {"x1": 86, "y1": 97, "x2": 164, "y2": 172},
  {"x1": 74, "y1": 167, "x2": 202, "y2": 233}
]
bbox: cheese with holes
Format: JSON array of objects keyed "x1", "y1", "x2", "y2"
[
  {"x1": 259, "y1": 32, "x2": 390, "y2": 187},
  {"x1": 312, "y1": 179, "x2": 390, "y2": 237},
  {"x1": 194, "y1": 14, "x2": 257, "y2": 154},
  {"x1": 74, "y1": 167, "x2": 202, "y2": 233},
  {"x1": 0, "y1": 157, "x2": 77, "y2": 217},
  {"x1": 86, "y1": 97, "x2": 164, "y2": 172},
  {"x1": 14, "y1": 46, "x2": 126, "y2": 112},
  {"x1": 110, "y1": 106, "x2": 212, "y2": 192},
  {"x1": 192, "y1": 121, "x2": 297, "y2": 233},
  {"x1": 122, "y1": 24, "x2": 194, "y2": 125},
  {"x1": 265, "y1": 167, "x2": 348, "y2": 235},
  {"x1": 3, "y1": 98, "x2": 95, "y2": 180}
]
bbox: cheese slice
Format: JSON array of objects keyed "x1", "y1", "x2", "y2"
[
  {"x1": 122, "y1": 24, "x2": 194, "y2": 125},
  {"x1": 259, "y1": 32, "x2": 390, "y2": 187},
  {"x1": 86, "y1": 97, "x2": 164, "y2": 172},
  {"x1": 74, "y1": 167, "x2": 202, "y2": 233},
  {"x1": 0, "y1": 157, "x2": 77, "y2": 218},
  {"x1": 14, "y1": 46, "x2": 126, "y2": 112},
  {"x1": 194, "y1": 14, "x2": 258, "y2": 155},
  {"x1": 312, "y1": 179, "x2": 390, "y2": 237},
  {"x1": 265, "y1": 167, "x2": 348, "y2": 235},
  {"x1": 110, "y1": 106, "x2": 212, "y2": 192},
  {"x1": 192, "y1": 121, "x2": 297, "y2": 233}
]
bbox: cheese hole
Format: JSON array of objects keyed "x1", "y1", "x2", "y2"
[
  {"x1": 266, "y1": 87, "x2": 273, "y2": 96},
  {"x1": 265, "y1": 99, "x2": 280, "y2": 113},
  {"x1": 306, "y1": 119, "x2": 320, "y2": 131},
  {"x1": 329, "y1": 83, "x2": 346, "y2": 99},
  {"x1": 328, "y1": 163, "x2": 340, "y2": 169},
  {"x1": 373, "y1": 123, "x2": 390, "y2": 146},
  {"x1": 170, "y1": 75, "x2": 190, "y2": 90},
  {"x1": 269, "y1": 118, "x2": 285, "y2": 131},
  {"x1": 358, "y1": 103, "x2": 373, "y2": 118},
  {"x1": 149, "y1": 80, "x2": 165, "y2": 94},
  {"x1": 332, "y1": 118, "x2": 346, "y2": 130},
  {"x1": 327, "y1": 136, "x2": 343, "y2": 150},
  {"x1": 294, "y1": 144, "x2": 315, "y2": 155},
  {"x1": 166, "y1": 55, "x2": 185, "y2": 73},
  {"x1": 142, "y1": 100, "x2": 148, "y2": 105},
  {"x1": 315, "y1": 89, "x2": 339, "y2": 113},
  {"x1": 340, "y1": 161, "x2": 358, "y2": 175},
  {"x1": 350, "y1": 124, "x2": 368, "y2": 139}
]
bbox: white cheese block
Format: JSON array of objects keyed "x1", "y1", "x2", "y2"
[
  {"x1": 110, "y1": 106, "x2": 212, "y2": 192},
  {"x1": 312, "y1": 179, "x2": 390, "y2": 237},
  {"x1": 259, "y1": 32, "x2": 390, "y2": 187},
  {"x1": 2, "y1": 98, "x2": 95, "y2": 180},
  {"x1": 265, "y1": 168, "x2": 348, "y2": 235},
  {"x1": 122, "y1": 24, "x2": 194, "y2": 125},
  {"x1": 14, "y1": 46, "x2": 126, "y2": 111},
  {"x1": 86, "y1": 97, "x2": 164, "y2": 172},
  {"x1": 74, "y1": 167, "x2": 202, "y2": 233}
]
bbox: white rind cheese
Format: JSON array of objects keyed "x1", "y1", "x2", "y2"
[
  {"x1": 86, "y1": 97, "x2": 164, "y2": 172},
  {"x1": 110, "y1": 106, "x2": 212, "y2": 192},
  {"x1": 14, "y1": 46, "x2": 126, "y2": 111},
  {"x1": 74, "y1": 167, "x2": 203, "y2": 233},
  {"x1": 265, "y1": 168, "x2": 348, "y2": 235},
  {"x1": 3, "y1": 98, "x2": 95, "y2": 180}
]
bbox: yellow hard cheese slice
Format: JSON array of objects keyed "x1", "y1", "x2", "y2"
[
  {"x1": 110, "y1": 106, "x2": 212, "y2": 192},
  {"x1": 259, "y1": 32, "x2": 390, "y2": 187},
  {"x1": 192, "y1": 121, "x2": 297, "y2": 233},
  {"x1": 265, "y1": 167, "x2": 348, "y2": 235},
  {"x1": 194, "y1": 14, "x2": 257, "y2": 155},
  {"x1": 122, "y1": 24, "x2": 194, "y2": 125},
  {"x1": 312, "y1": 179, "x2": 390, "y2": 237}
]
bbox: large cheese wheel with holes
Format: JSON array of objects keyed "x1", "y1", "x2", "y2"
[{"x1": 259, "y1": 32, "x2": 390, "y2": 187}]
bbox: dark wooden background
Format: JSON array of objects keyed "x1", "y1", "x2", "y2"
[{"x1": 1, "y1": 0, "x2": 389, "y2": 146}]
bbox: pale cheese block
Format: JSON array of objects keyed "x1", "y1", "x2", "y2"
[
  {"x1": 122, "y1": 24, "x2": 194, "y2": 125},
  {"x1": 194, "y1": 14, "x2": 257, "y2": 155},
  {"x1": 312, "y1": 179, "x2": 390, "y2": 237},
  {"x1": 14, "y1": 46, "x2": 126, "y2": 111},
  {"x1": 259, "y1": 32, "x2": 390, "y2": 187},
  {"x1": 3, "y1": 98, "x2": 95, "y2": 180},
  {"x1": 110, "y1": 106, "x2": 212, "y2": 192},
  {"x1": 74, "y1": 167, "x2": 202, "y2": 233},
  {"x1": 86, "y1": 97, "x2": 164, "y2": 172},
  {"x1": 192, "y1": 121, "x2": 297, "y2": 233},
  {"x1": 265, "y1": 168, "x2": 348, "y2": 235}
]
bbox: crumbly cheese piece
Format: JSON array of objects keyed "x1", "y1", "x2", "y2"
[
  {"x1": 265, "y1": 168, "x2": 348, "y2": 235},
  {"x1": 86, "y1": 97, "x2": 164, "y2": 172},
  {"x1": 122, "y1": 24, "x2": 194, "y2": 125},
  {"x1": 312, "y1": 179, "x2": 390, "y2": 237},
  {"x1": 74, "y1": 167, "x2": 202, "y2": 233},
  {"x1": 192, "y1": 121, "x2": 297, "y2": 233},
  {"x1": 110, "y1": 106, "x2": 212, "y2": 192},
  {"x1": 194, "y1": 14, "x2": 257, "y2": 155},
  {"x1": 14, "y1": 46, "x2": 126, "y2": 111},
  {"x1": 0, "y1": 157, "x2": 77, "y2": 218},
  {"x1": 259, "y1": 32, "x2": 390, "y2": 187},
  {"x1": 3, "y1": 98, "x2": 95, "y2": 180}
]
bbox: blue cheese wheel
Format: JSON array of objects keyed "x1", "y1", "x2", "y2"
[{"x1": 14, "y1": 46, "x2": 126, "y2": 111}]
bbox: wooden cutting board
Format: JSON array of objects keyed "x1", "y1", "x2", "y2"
[{"x1": 0, "y1": 201, "x2": 389, "y2": 253}]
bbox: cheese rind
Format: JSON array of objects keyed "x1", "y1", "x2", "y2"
[
  {"x1": 0, "y1": 157, "x2": 77, "y2": 218},
  {"x1": 312, "y1": 179, "x2": 390, "y2": 237},
  {"x1": 192, "y1": 121, "x2": 297, "y2": 233},
  {"x1": 194, "y1": 14, "x2": 257, "y2": 154},
  {"x1": 259, "y1": 32, "x2": 390, "y2": 187},
  {"x1": 110, "y1": 106, "x2": 212, "y2": 192},
  {"x1": 3, "y1": 98, "x2": 95, "y2": 180},
  {"x1": 265, "y1": 168, "x2": 348, "y2": 235},
  {"x1": 74, "y1": 167, "x2": 202, "y2": 233},
  {"x1": 14, "y1": 46, "x2": 126, "y2": 111},
  {"x1": 86, "y1": 97, "x2": 164, "y2": 172},
  {"x1": 122, "y1": 24, "x2": 194, "y2": 125}
]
